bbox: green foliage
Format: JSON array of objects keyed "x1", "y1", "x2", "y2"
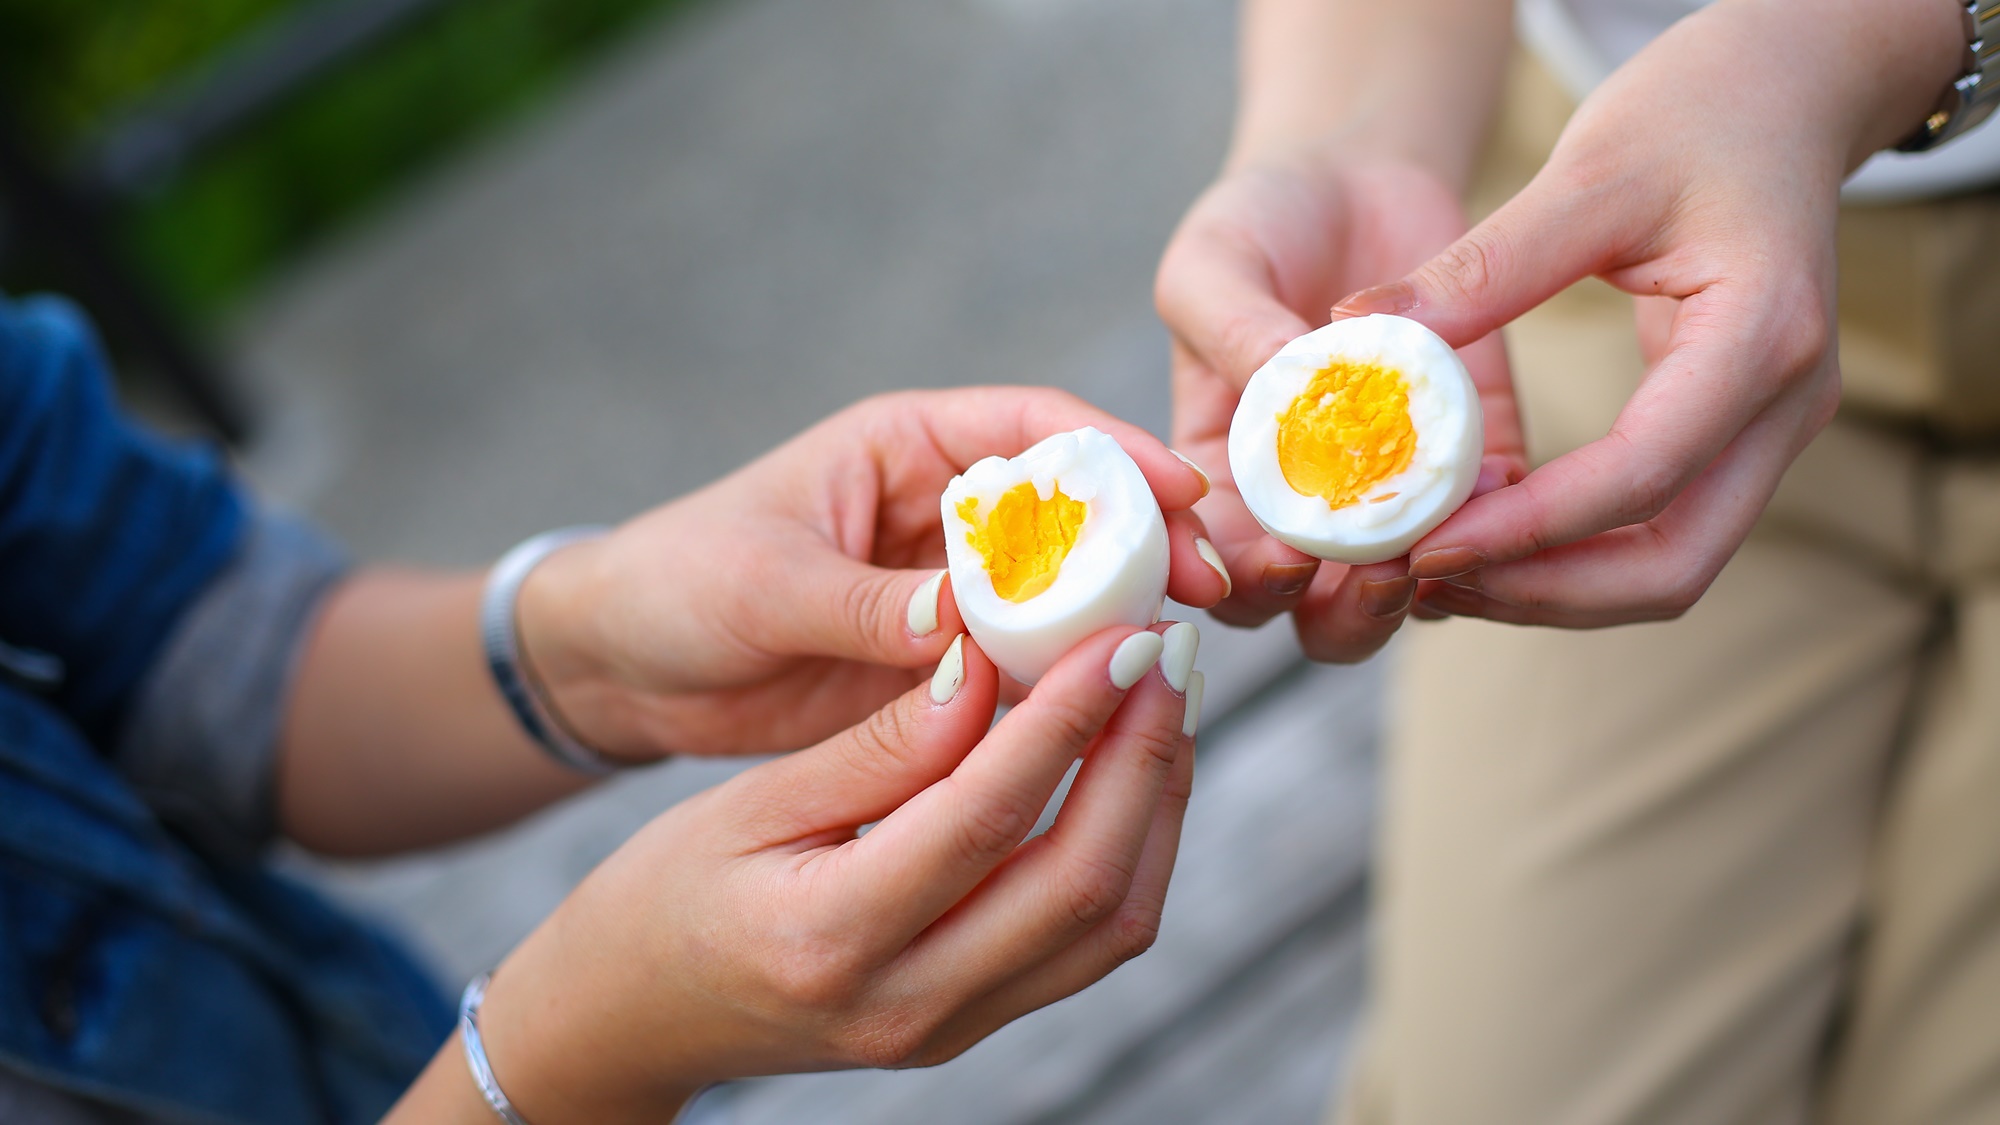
[
  {"x1": 0, "y1": 0, "x2": 700, "y2": 318},
  {"x1": 0, "y1": 0, "x2": 295, "y2": 145}
]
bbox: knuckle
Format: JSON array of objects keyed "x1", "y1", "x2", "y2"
[
  {"x1": 838, "y1": 574, "x2": 894, "y2": 650},
  {"x1": 1628, "y1": 466, "x2": 1679, "y2": 525},
  {"x1": 1649, "y1": 559, "x2": 1718, "y2": 620},
  {"x1": 1429, "y1": 231, "x2": 1506, "y2": 303},
  {"x1": 1124, "y1": 720, "x2": 1184, "y2": 775},
  {"x1": 1509, "y1": 510, "x2": 1563, "y2": 561},
  {"x1": 1773, "y1": 302, "x2": 1833, "y2": 374},
  {"x1": 1500, "y1": 469, "x2": 1568, "y2": 558},
  {"x1": 1037, "y1": 694, "x2": 1106, "y2": 754},
  {"x1": 847, "y1": 699, "x2": 923, "y2": 778},
  {"x1": 765, "y1": 942, "x2": 869, "y2": 1014},
  {"x1": 1804, "y1": 378, "x2": 1841, "y2": 433},
  {"x1": 834, "y1": 1010, "x2": 935, "y2": 1070},
  {"x1": 1604, "y1": 430, "x2": 1678, "y2": 524},
  {"x1": 1107, "y1": 903, "x2": 1164, "y2": 963},
  {"x1": 1554, "y1": 142, "x2": 1623, "y2": 193},
  {"x1": 880, "y1": 1011, "x2": 977, "y2": 1070},
  {"x1": 1657, "y1": 579, "x2": 1704, "y2": 619},
  {"x1": 1055, "y1": 853, "x2": 1137, "y2": 930},
  {"x1": 949, "y1": 785, "x2": 1037, "y2": 869},
  {"x1": 862, "y1": 694, "x2": 920, "y2": 756},
  {"x1": 1605, "y1": 523, "x2": 1717, "y2": 622},
  {"x1": 899, "y1": 1037, "x2": 971, "y2": 1070}
]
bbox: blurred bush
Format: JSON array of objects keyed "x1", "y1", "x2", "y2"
[{"x1": 0, "y1": 0, "x2": 703, "y2": 318}]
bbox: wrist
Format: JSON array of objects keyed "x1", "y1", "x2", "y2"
[
  {"x1": 1730, "y1": 0, "x2": 1965, "y2": 167},
  {"x1": 513, "y1": 536, "x2": 644, "y2": 758},
  {"x1": 477, "y1": 914, "x2": 706, "y2": 1125},
  {"x1": 1224, "y1": 0, "x2": 1510, "y2": 190}
]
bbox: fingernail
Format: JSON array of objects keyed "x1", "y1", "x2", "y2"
[
  {"x1": 907, "y1": 570, "x2": 945, "y2": 636},
  {"x1": 1263, "y1": 561, "x2": 1317, "y2": 597},
  {"x1": 1182, "y1": 671, "x2": 1205, "y2": 737},
  {"x1": 1331, "y1": 280, "x2": 1417, "y2": 318},
  {"x1": 1109, "y1": 631, "x2": 1166, "y2": 690},
  {"x1": 930, "y1": 634, "x2": 966, "y2": 703},
  {"x1": 1160, "y1": 621, "x2": 1200, "y2": 692},
  {"x1": 1171, "y1": 450, "x2": 1212, "y2": 498},
  {"x1": 1442, "y1": 569, "x2": 1482, "y2": 591},
  {"x1": 1359, "y1": 576, "x2": 1416, "y2": 619},
  {"x1": 1421, "y1": 585, "x2": 1482, "y2": 617},
  {"x1": 1194, "y1": 537, "x2": 1232, "y2": 598},
  {"x1": 1409, "y1": 547, "x2": 1485, "y2": 581}
]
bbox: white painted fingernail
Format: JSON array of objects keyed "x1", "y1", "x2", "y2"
[
  {"x1": 1183, "y1": 671, "x2": 1205, "y2": 737},
  {"x1": 1109, "y1": 631, "x2": 1166, "y2": 690},
  {"x1": 1159, "y1": 622, "x2": 1200, "y2": 693},
  {"x1": 907, "y1": 570, "x2": 945, "y2": 636},
  {"x1": 1171, "y1": 450, "x2": 1212, "y2": 497},
  {"x1": 930, "y1": 634, "x2": 966, "y2": 704},
  {"x1": 1194, "y1": 538, "x2": 1231, "y2": 598}
]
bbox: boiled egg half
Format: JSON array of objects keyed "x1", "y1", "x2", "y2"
[
  {"x1": 1229, "y1": 314, "x2": 1481, "y2": 564},
  {"x1": 941, "y1": 427, "x2": 1169, "y2": 684}
]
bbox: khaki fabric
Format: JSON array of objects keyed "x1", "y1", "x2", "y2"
[{"x1": 1332, "y1": 56, "x2": 2000, "y2": 1125}]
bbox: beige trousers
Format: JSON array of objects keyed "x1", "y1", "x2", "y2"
[{"x1": 1333, "y1": 59, "x2": 2000, "y2": 1125}]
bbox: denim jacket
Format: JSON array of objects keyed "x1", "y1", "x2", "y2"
[{"x1": 0, "y1": 296, "x2": 450, "y2": 1123}]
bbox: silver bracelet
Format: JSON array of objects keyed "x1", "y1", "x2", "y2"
[
  {"x1": 460, "y1": 972, "x2": 533, "y2": 1125},
  {"x1": 1900, "y1": 1, "x2": 2000, "y2": 152},
  {"x1": 461, "y1": 971, "x2": 718, "y2": 1125},
  {"x1": 480, "y1": 526, "x2": 625, "y2": 775}
]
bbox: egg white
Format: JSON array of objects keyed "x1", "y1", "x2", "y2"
[
  {"x1": 1228, "y1": 314, "x2": 1482, "y2": 564},
  {"x1": 941, "y1": 427, "x2": 1169, "y2": 684}
]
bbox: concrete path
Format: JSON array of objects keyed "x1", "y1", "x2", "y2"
[{"x1": 229, "y1": 1, "x2": 1384, "y2": 1121}]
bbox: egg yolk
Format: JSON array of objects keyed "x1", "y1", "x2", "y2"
[
  {"x1": 1276, "y1": 360, "x2": 1417, "y2": 510},
  {"x1": 958, "y1": 482, "x2": 1087, "y2": 603}
]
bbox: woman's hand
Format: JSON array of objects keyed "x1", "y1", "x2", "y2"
[
  {"x1": 520, "y1": 386, "x2": 1221, "y2": 759},
  {"x1": 386, "y1": 623, "x2": 1199, "y2": 1124},
  {"x1": 1330, "y1": 0, "x2": 1964, "y2": 627},
  {"x1": 1155, "y1": 146, "x2": 1524, "y2": 661}
]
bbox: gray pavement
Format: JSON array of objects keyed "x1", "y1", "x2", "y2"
[{"x1": 228, "y1": 1, "x2": 1384, "y2": 1120}]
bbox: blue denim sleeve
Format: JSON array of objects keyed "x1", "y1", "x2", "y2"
[{"x1": 0, "y1": 294, "x2": 246, "y2": 745}]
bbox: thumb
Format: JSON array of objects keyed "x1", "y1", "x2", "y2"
[
  {"x1": 1330, "y1": 180, "x2": 1611, "y2": 349},
  {"x1": 774, "y1": 556, "x2": 967, "y2": 669},
  {"x1": 736, "y1": 633, "x2": 998, "y2": 837}
]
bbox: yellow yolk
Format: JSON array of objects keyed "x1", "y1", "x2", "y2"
[
  {"x1": 1276, "y1": 360, "x2": 1417, "y2": 511},
  {"x1": 958, "y1": 482, "x2": 1087, "y2": 603}
]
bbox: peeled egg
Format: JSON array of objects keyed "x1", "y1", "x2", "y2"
[
  {"x1": 1228, "y1": 314, "x2": 1482, "y2": 564},
  {"x1": 941, "y1": 427, "x2": 1169, "y2": 684}
]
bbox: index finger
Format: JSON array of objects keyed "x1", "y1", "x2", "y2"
[
  {"x1": 1330, "y1": 162, "x2": 1628, "y2": 350},
  {"x1": 864, "y1": 387, "x2": 1211, "y2": 514},
  {"x1": 1407, "y1": 284, "x2": 1812, "y2": 576}
]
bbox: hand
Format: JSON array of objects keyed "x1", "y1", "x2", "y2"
[
  {"x1": 1155, "y1": 145, "x2": 1524, "y2": 660},
  {"x1": 389, "y1": 624, "x2": 1198, "y2": 1124},
  {"x1": 1329, "y1": 0, "x2": 1963, "y2": 627},
  {"x1": 519, "y1": 387, "x2": 1223, "y2": 759}
]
